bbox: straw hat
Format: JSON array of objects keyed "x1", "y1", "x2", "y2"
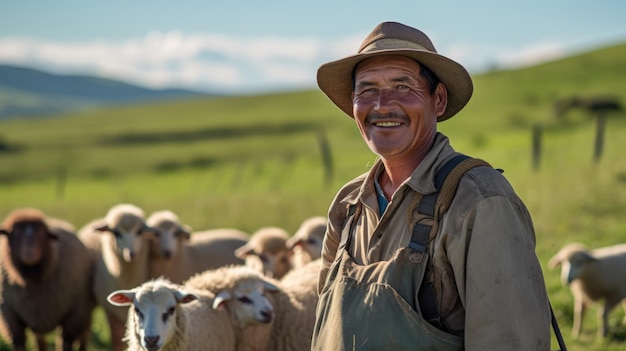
[{"x1": 317, "y1": 21, "x2": 473, "y2": 122}]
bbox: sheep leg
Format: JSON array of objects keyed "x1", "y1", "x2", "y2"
[
  {"x1": 572, "y1": 296, "x2": 585, "y2": 339},
  {"x1": 105, "y1": 311, "x2": 126, "y2": 351},
  {"x1": 598, "y1": 299, "x2": 619, "y2": 338},
  {"x1": 33, "y1": 333, "x2": 48, "y2": 351},
  {"x1": 621, "y1": 299, "x2": 626, "y2": 325}
]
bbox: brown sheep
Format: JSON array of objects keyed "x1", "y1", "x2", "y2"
[{"x1": 0, "y1": 208, "x2": 96, "y2": 351}]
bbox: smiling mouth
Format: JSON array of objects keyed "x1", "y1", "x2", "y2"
[{"x1": 374, "y1": 121, "x2": 401, "y2": 127}]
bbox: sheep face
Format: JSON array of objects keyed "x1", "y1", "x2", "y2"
[
  {"x1": 97, "y1": 212, "x2": 153, "y2": 263},
  {"x1": 235, "y1": 228, "x2": 291, "y2": 279},
  {"x1": 213, "y1": 279, "x2": 278, "y2": 327},
  {"x1": 562, "y1": 251, "x2": 596, "y2": 285},
  {"x1": 108, "y1": 282, "x2": 198, "y2": 351},
  {"x1": 151, "y1": 221, "x2": 190, "y2": 260},
  {"x1": 0, "y1": 209, "x2": 58, "y2": 267},
  {"x1": 286, "y1": 216, "x2": 326, "y2": 260}
]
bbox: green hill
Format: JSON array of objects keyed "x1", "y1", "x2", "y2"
[{"x1": 0, "y1": 42, "x2": 625, "y2": 350}]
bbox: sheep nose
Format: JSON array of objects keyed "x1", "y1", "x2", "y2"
[
  {"x1": 260, "y1": 308, "x2": 274, "y2": 323},
  {"x1": 163, "y1": 250, "x2": 172, "y2": 259},
  {"x1": 144, "y1": 335, "x2": 160, "y2": 347}
]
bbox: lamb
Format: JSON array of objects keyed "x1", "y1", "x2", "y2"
[
  {"x1": 146, "y1": 210, "x2": 248, "y2": 284},
  {"x1": 234, "y1": 227, "x2": 291, "y2": 279},
  {"x1": 78, "y1": 203, "x2": 155, "y2": 351},
  {"x1": 108, "y1": 267, "x2": 279, "y2": 351},
  {"x1": 285, "y1": 216, "x2": 327, "y2": 269},
  {"x1": 0, "y1": 208, "x2": 96, "y2": 351},
  {"x1": 549, "y1": 242, "x2": 626, "y2": 339}
]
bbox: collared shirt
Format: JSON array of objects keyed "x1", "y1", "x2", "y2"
[{"x1": 318, "y1": 132, "x2": 551, "y2": 350}]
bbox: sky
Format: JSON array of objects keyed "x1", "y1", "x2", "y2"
[{"x1": 1, "y1": 0, "x2": 625, "y2": 95}]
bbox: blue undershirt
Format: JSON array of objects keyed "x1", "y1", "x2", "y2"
[{"x1": 374, "y1": 177, "x2": 389, "y2": 216}]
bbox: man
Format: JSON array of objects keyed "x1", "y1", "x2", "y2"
[{"x1": 311, "y1": 21, "x2": 551, "y2": 350}]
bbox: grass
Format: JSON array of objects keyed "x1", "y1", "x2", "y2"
[{"x1": 0, "y1": 42, "x2": 625, "y2": 350}]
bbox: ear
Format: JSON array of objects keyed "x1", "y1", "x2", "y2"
[
  {"x1": 263, "y1": 280, "x2": 280, "y2": 293},
  {"x1": 434, "y1": 83, "x2": 448, "y2": 118},
  {"x1": 94, "y1": 224, "x2": 110, "y2": 232},
  {"x1": 141, "y1": 225, "x2": 157, "y2": 239},
  {"x1": 107, "y1": 290, "x2": 136, "y2": 306},
  {"x1": 174, "y1": 290, "x2": 199, "y2": 304},
  {"x1": 234, "y1": 245, "x2": 253, "y2": 259},
  {"x1": 212, "y1": 290, "x2": 231, "y2": 310},
  {"x1": 285, "y1": 237, "x2": 301, "y2": 249},
  {"x1": 176, "y1": 225, "x2": 192, "y2": 241},
  {"x1": 548, "y1": 255, "x2": 562, "y2": 269}
]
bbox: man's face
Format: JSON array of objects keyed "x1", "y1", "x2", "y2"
[{"x1": 352, "y1": 55, "x2": 446, "y2": 161}]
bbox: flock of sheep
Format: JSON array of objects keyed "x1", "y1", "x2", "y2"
[
  {"x1": 2, "y1": 202, "x2": 626, "y2": 350},
  {"x1": 0, "y1": 204, "x2": 326, "y2": 351}
]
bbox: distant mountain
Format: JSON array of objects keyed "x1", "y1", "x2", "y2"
[{"x1": 0, "y1": 65, "x2": 214, "y2": 120}]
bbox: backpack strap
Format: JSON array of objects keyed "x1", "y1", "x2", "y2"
[
  {"x1": 409, "y1": 154, "x2": 491, "y2": 254},
  {"x1": 412, "y1": 154, "x2": 492, "y2": 330}
]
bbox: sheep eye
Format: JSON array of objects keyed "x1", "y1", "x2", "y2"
[
  {"x1": 111, "y1": 229, "x2": 122, "y2": 238},
  {"x1": 237, "y1": 296, "x2": 252, "y2": 304},
  {"x1": 162, "y1": 307, "x2": 175, "y2": 323},
  {"x1": 134, "y1": 308, "x2": 144, "y2": 320},
  {"x1": 259, "y1": 255, "x2": 269, "y2": 263}
]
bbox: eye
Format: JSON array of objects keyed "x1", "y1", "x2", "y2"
[
  {"x1": 237, "y1": 296, "x2": 252, "y2": 304},
  {"x1": 134, "y1": 307, "x2": 144, "y2": 320},
  {"x1": 259, "y1": 255, "x2": 269, "y2": 263},
  {"x1": 111, "y1": 229, "x2": 122, "y2": 238},
  {"x1": 162, "y1": 306, "x2": 176, "y2": 323}
]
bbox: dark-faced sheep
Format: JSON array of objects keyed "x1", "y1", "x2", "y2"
[
  {"x1": 549, "y1": 242, "x2": 626, "y2": 339},
  {"x1": 0, "y1": 208, "x2": 95, "y2": 351}
]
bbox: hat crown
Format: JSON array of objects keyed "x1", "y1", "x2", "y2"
[{"x1": 358, "y1": 21, "x2": 437, "y2": 54}]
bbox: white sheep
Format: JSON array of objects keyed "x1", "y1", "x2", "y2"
[
  {"x1": 234, "y1": 227, "x2": 291, "y2": 279},
  {"x1": 0, "y1": 208, "x2": 96, "y2": 351},
  {"x1": 285, "y1": 216, "x2": 326, "y2": 269},
  {"x1": 108, "y1": 266, "x2": 279, "y2": 351},
  {"x1": 549, "y1": 242, "x2": 626, "y2": 338},
  {"x1": 146, "y1": 210, "x2": 248, "y2": 284},
  {"x1": 78, "y1": 203, "x2": 155, "y2": 351},
  {"x1": 261, "y1": 258, "x2": 320, "y2": 351},
  {"x1": 190, "y1": 261, "x2": 320, "y2": 351}
]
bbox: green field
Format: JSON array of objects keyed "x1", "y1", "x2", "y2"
[{"x1": 0, "y1": 43, "x2": 625, "y2": 350}]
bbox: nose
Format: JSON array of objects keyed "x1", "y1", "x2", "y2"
[
  {"x1": 374, "y1": 89, "x2": 396, "y2": 112},
  {"x1": 144, "y1": 335, "x2": 160, "y2": 347}
]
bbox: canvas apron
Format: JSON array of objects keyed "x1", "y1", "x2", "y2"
[{"x1": 311, "y1": 203, "x2": 464, "y2": 351}]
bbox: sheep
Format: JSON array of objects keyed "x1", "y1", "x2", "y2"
[
  {"x1": 108, "y1": 267, "x2": 279, "y2": 351},
  {"x1": 78, "y1": 203, "x2": 155, "y2": 351},
  {"x1": 285, "y1": 216, "x2": 327, "y2": 269},
  {"x1": 234, "y1": 227, "x2": 291, "y2": 279},
  {"x1": 146, "y1": 210, "x2": 248, "y2": 284},
  {"x1": 549, "y1": 242, "x2": 626, "y2": 339},
  {"x1": 0, "y1": 208, "x2": 95, "y2": 351},
  {"x1": 261, "y1": 258, "x2": 320, "y2": 351},
  {"x1": 189, "y1": 261, "x2": 320, "y2": 351}
]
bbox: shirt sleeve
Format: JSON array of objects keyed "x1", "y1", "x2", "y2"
[{"x1": 460, "y1": 196, "x2": 551, "y2": 350}]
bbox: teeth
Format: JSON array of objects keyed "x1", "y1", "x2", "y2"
[{"x1": 375, "y1": 122, "x2": 401, "y2": 127}]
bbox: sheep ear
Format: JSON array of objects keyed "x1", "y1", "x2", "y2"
[
  {"x1": 263, "y1": 281, "x2": 280, "y2": 293},
  {"x1": 94, "y1": 224, "x2": 110, "y2": 232},
  {"x1": 107, "y1": 290, "x2": 136, "y2": 306},
  {"x1": 285, "y1": 237, "x2": 300, "y2": 249},
  {"x1": 213, "y1": 290, "x2": 231, "y2": 310},
  {"x1": 234, "y1": 245, "x2": 253, "y2": 259},
  {"x1": 174, "y1": 290, "x2": 199, "y2": 304},
  {"x1": 548, "y1": 256, "x2": 562, "y2": 269},
  {"x1": 177, "y1": 225, "x2": 192, "y2": 241}
]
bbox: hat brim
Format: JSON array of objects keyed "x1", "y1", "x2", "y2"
[{"x1": 317, "y1": 49, "x2": 473, "y2": 122}]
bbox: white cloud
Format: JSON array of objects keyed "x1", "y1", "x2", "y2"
[{"x1": 0, "y1": 32, "x2": 571, "y2": 94}]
